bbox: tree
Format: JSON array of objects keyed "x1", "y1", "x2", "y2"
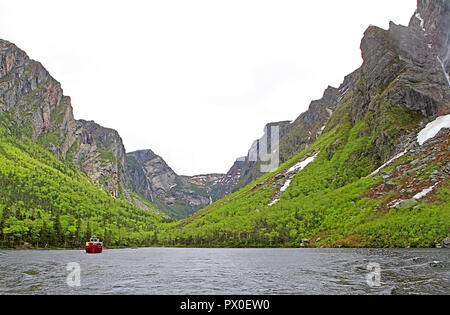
[
  {"x1": 0, "y1": 212, "x2": 5, "y2": 245},
  {"x1": 86, "y1": 221, "x2": 92, "y2": 240},
  {"x1": 53, "y1": 213, "x2": 63, "y2": 245},
  {"x1": 3, "y1": 217, "x2": 29, "y2": 245},
  {"x1": 75, "y1": 217, "x2": 82, "y2": 244}
]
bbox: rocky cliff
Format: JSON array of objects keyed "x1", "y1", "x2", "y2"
[
  {"x1": 0, "y1": 40, "x2": 129, "y2": 198},
  {"x1": 73, "y1": 119, "x2": 127, "y2": 198},
  {"x1": 125, "y1": 149, "x2": 241, "y2": 219}
]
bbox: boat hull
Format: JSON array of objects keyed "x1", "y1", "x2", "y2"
[{"x1": 85, "y1": 243, "x2": 103, "y2": 254}]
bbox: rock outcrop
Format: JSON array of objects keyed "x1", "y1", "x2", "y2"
[{"x1": 73, "y1": 120, "x2": 127, "y2": 198}]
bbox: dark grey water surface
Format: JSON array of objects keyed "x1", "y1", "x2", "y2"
[{"x1": 0, "y1": 248, "x2": 448, "y2": 295}]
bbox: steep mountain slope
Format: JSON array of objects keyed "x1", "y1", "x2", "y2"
[
  {"x1": 0, "y1": 39, "x2": 128, "y2": 198},
  {"x1": 157, "y1": 0, "x2": 450, "y2": 248}
]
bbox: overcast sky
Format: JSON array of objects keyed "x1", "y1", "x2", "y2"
[{"x1": 0, "y1": 0, "x2": 417, "y2": 175}]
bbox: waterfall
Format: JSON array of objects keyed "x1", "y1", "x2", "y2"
[{"x1": 437, "y1": 56, "x2": 450, "y2": 87}]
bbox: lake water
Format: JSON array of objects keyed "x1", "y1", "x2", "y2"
[{"x1": 0, "y1": 248, "x2": 448, "y2": 295}]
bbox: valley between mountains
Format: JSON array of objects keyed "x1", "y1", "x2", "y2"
[{"x1": 0, "y1": 0, "x2": 449, "y2": 249}]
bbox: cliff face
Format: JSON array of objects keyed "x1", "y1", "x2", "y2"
[
  {"x1": 126, "y1": 150, "x2": 178, "y2": 206},
  {"x1": 73, "y1": 120, "x2": 127, "y2": 198},
  {"x1": 414, "y1": 0, "x2": 449, "y2": 75},
  {"x1": 0, "y1": 40, "x2": 71, "y2": 150},
  {"x1": 355, "y1": 4, "x2": 449, "y2": 124},
  {"x1": 0, "y1": 40, "x2": 128, "y2": 198},
  {"x1": 343, "y1": 0, "x2": 449, "y2": 167}
]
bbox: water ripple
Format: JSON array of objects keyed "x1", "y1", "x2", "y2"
[{"x1": 0, "y1": 248, "x2": 448, "y2": 294}]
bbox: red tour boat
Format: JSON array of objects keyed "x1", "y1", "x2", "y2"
[{"x1": 85, "y1": 237, "x2": 103, "y2": 254}]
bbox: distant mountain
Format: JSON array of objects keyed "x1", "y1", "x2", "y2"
[{"x1": 125, "y1": 149, "x2": 242, "y2": 219}]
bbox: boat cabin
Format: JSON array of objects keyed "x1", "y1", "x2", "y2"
[{"x1": 89, "y1": 237, "x2": 101, "y2": 243}]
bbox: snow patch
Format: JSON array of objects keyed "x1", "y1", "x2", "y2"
[
  {"x1": 413, "y1": 184, "x2": 437, "y2": 200},
  {"x1": 268, "y1": 152, "x2": 319, "y2": 206},
  {"x1": 326, "y1": 108, "x2": 333, "y2": 117},
  {"x1": 280, "y1": 179, "x2": 292, "y2": 193},
  {"x1": 390, "y1": 184, "x2": 439, "y2": 208},
  {"x1": 287, "y1": 152, "x2": 319, "y2": 174},
  {"x1": 415, "y1": 13, "x2": 426, "y2": 32},
  {"x1": 417, "y1": 114, "x2": 450, "y2": 145},
  {"x1": 437, "y1": 56, "x2": 450, "y2": 86},
  {"x1": 370, "y1": 149, "x2": 408, "y2": 176}
]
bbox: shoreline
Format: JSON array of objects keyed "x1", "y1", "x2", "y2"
[{"x1": 1, "y1": 245, "x2": 447, "y2": 251}]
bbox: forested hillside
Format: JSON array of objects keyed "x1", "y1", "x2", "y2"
[{"x1": 0, "y1": 127, "x2": 165, "y2": 248}]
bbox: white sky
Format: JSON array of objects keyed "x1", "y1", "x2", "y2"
[{"x1": 0, "y1": 0, "x2": 417, "y2": 175}]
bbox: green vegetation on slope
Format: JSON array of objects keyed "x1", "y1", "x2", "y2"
[
  {"x1": 0, "y1": 128, "x2": 164, "y2": 249},
  {"x1": 155, "y1": 96, "x2": 449, "y2": 248}
]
